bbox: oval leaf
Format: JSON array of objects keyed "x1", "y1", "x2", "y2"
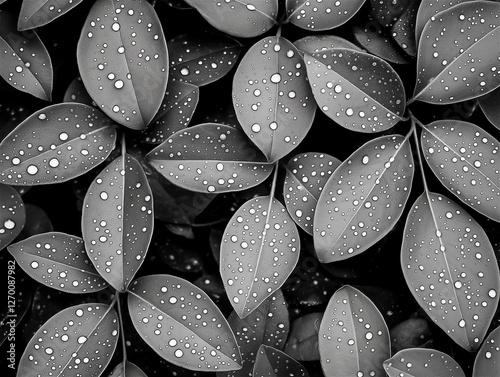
[
  {"x1": 253, "y1": 345, "x2": 309, "y2": 377},
  {"x1": 220, "y1": 196, "x2": 300, "y2": 318},
  {"x1": 63, "y1": 76, "x2": 96, "y2": 106},
  {"x1": 0, "y1": 11, "x2": 53, "y2": 100},
  {"x1": 108, "y1": 361, "x2": 147, "y2": 377},
  {"x1": 183, "y1": 0, "x2": 278, "y2": 38},
  {"x1": 0, "y1": 103, "x2": 117, "y2": 185},
  {"x1": 284, "y1": 312, "x2": 322, "y2": 361},
  {"x1": 77, "y1": 0, "x2": 169, "y2": 130},
  {"x1": 305, "y1": 48, "x2": 406, "y2": 132},
  {"x1": 233, "y1": 36, "x2": 316, "y2": 162},
  {"x1": 17, "y1": 303, "x2": 119, "y2": 377},
  {"x1": 401, "y1": 192, "x2": 500, "y2": 351},
  {"x1": 473, "y1": 325, "x2": 500, "y2": 377},
  {"x1": 421, "y1": 120, "x2": 500, "y2": 221},
  {"x1": 146, "y1": 123, "x2": 273, "y2": 193},
  {"x1": 370, "y1": 0, "x2": 412, "y2": 28},
  {"x1": 283, "y1": 152, "x2": 341, "y2": 234},
  {"x1": 390, "y1": 0, "x2": 418, "y2": 57},
  {"x1": 0, "y1": 183, "x2": 25, "y2": 250},
  {"x1": 319, "y1": 285, "x2": 390, "y2": 377},
  {"x1": 82, "y1": 153, "x2": 153, "y2": 292},
  {"x1": 478, "y1": 87, "x2": 500, "y2": 130},
  {"x1": 7, "y1": 232, "x2": 109, "y2": 293},
  {"x1": 412, "y1": 1, "x2": 500, "y2": 104},
  {"x1": 18, "y1": 0, "x2": 85, "y2": 30},
  {"x1": 314, "y1": 134, "x2": 414, "y2": 262},
  {"x1": 293, "y1": 34, "x2": 363, "y2": 55},
  {"x1": 127, "y1": 274, "x2": 242, "y2": 371},
  {"x1": 415, "y1": 0, "x2": 467, "y2": 44}
]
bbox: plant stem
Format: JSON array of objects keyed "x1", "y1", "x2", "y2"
[
  {"x1": 121, "y1": 132, "x2": 127, "y2": 156},
  {"x1": 410, "y1": 117, "x2": 431, "y2": 195},
  {"x1": 116, "y1": 292, "x2": 128, "y2": 365},
  {"x1": 269, "y1": 161, "x2": 279, "y2": 199}
]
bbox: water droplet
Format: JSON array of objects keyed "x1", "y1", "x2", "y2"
[
  {"x1": 251, "y1": 123, "x2": 261, "y2": 132},
  {"x1": 59, "y1": 132, "x2": 69, "y2": 141},
  {"x1": 30, "y1": 261, "x2": 39, "y2": 269},
  {"x1": 114, "y1": 80, "x2": 124, "y2": 89},
  {"x1": 27, "y1": 165, "x2": 38, "y2": 175},
  {"x1": 362, "y1": 155, "x2": 369, "y2": 164},
  {"x1": 77, "y1": 336, "x2": 87, "y2": 344},
  {"x1": 180, "y1": 67, "x2": 189, "y2": 76},
  {"x1": 270, "y1": 73, "x2": 281, "y2": 83},
  {"x1": 100, "y1": 191, "x2": 109, "y2": 200},
  {"x1": 488, "y1": 289, "x2": 497, "y2": 298},
  {"x1": 174, "y1": 349, "x2": 183, "y2": 358},
  {"x1": 49, "y1": 158, "x2": 59, "y2": 168},
  {"x1": 111, "y1": 22, "x2": 120, "y2": 32}
]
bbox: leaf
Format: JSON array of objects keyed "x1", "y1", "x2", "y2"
[
  {"x1": 168, "y1": 33, "x2": 242, "y2": 86},
  {"x1": 77, "y1": 0, "x2": 169, "y2": 130},
  {"x1": 220, "y1": 196, "x2": 300, "y2": 318},
  {"x1": 17, "y1": 302, "x2": 119, "y2": 377},
  {"x1": 0, "y1": 103, "x2": 117, "y2": 186},
  {"x1": 18, "y1": 0, "x2": 85, "y2": 30},
  {"x1": 0, "y1": 183, "x2": 25, "y2": 250},
  {"x1": 383, "y1": 348, "x2": 466, "y2": 377},
  {"x1": 127, "y1": 274, "x2": 242, "y2": 371},
  {"x1": 390, "y1": 0, "x2": 419, "y2": 57},
  {"x1": 108, "y1": 361, "x2": 147, "y2": 377},
  {"x1": 253, "y1": 345, "x2": 309, "y2": 377},
  {"x1": 293, "y1": 34, "x2": 363, "y2": 55},
  {"x1": 401, "y1": 192, "x2": 500, "y2": 351},
  {"x1": 146, "y1": 123, "x2": 274, "y2": 193},
  {"x1": 182, "y1": 0, "x2": 278, "y2": 38},
  {"x1": 283, "y1": 312, "x2": 322, "y2": 361},
  {"x1": 370, "y1": 0, "x2": 413, "y2": 28},
  {"x1": 478, "y1": 87, "x2": 500, "y2": 130},
  {"x1": 283, "y1": 152, "x2": 341, "y2": 234},
  {"x1": 319, "y1": 285, "x2": 390, "y2": 377},
  {"x1": 412, "y1": 1, "x2": 500, "y2": 104},
  {"x1": 286, "y1": 0, "x2": 366, "y2": 31},
  {"x1": 233, "y1": 36, "x2": 316, "y2": 162},
  {"x1": 63, "y1": 76, "x2": 96, "y2": 107},
  {"x1": 421, "y1": 120, "x2": 500, "y2": 222},
  {"x1": 304, "y1": 48, "x2": 406, "y2": 133},
  {"x1": 0, "y1": 11, "x2": 53, "y2": 100},
  {"x1": 314, "y1": 134, "x2": 414, "y2": 262},
  {"x1": 7, "y1": 232, "x2": 109, "y2": 293},
  {"x1": 473, "y1": 325, "x2": 500, "y2": 377},
  {"x1": 82, "y1": 153, "x2": 153, "y2": 292}
]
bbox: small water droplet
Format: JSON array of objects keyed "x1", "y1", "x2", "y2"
[
  {"x1": 111, "y1": 22, "x2": 120, "y2": 32},
  {"x1": 270, "y1": 73, "x2": 281, "y2": 83},
  {"x1": 30, "y1": 261, "x2": 39, "y2": 269},
  {"x1": 27, "y1": 165, "x2": 38, "y2": 175}
]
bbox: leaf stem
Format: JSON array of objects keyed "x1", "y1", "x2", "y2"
[
  {"x1": 269, "y1": 161, "x2": 279, "y2": 199},
  {"x1": 411, "y1": 117, "x2": 431, "y2": 195},
  {"x1": 116, "y1": 292, "x2": 128, "y2": 365},
  {"x1": 121, "y1": 132, "x2": 127, "y2": 156}
]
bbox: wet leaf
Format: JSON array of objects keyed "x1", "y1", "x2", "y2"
[
  {"x1": 220, "y1": 196, "x2": 300, "y2": 318},
  {"x1": 18, "y1": 0, "x2": 84, "y2": 30},
  {"x1": 421, "y1": 120, "x2": 500, "y2": 222},
  {"x1": 473, "y1": 325, "x2": 500, "y2": 377},
  {"x1": 0, "y1": 11, "x2": 53, "y2": 100},
  {"x1": 146, "y1": 123, "x2": 273, "y2": 193},
  {"x1": 253, "y1": 345, "x2": 309, "y2": 377},
  {"x1": 415, "y1": 0, "x2": 467, "y2": 43},
  {"x1": 305, "y1": 48, "x2": 406, "y2": 132},
  {"x1": 478, "y1": 87, "x2": 500, "y2": 130},
  {"x1": 17, "y1": 302, "x2": 119, "y2": 377},
  {"x1": 390, "y1": 317, "x2": 433, "y2": 353},
  {"x1": 82, "y1": 153, "x2": 153, "y2": 292},
  {"x1": 293, "y1": 34, "x2": 362, "y2": 55},
  {"x1": 0, "y1": 103, "x2": 117, "y2": 185},
  {"x1": 233, "y1": 37, "x2": 316, "y2": 162},
  {"x1": 7, "y1": 232, "x2": 109, "y2": 293},
  {"x1": 0, "y1": 183, "x2": 25, "y2": 250},
  {"x1": 183, "y1": 0, "x2": 278, "y2": 38},
  {"x1": 383, "y1": 348, "x2": 466, "y2": 377},
  {"x1": 168, "y1": 33, "x2": 242, "y2": 86},
  {"x1": 370, "y1": 0, "x2": 413, "y2": 27},
  {"x1": 314, "y1": 134, "x2": 414, "y2": 262},
  {"x1": 286, "y1": 0, "x2": 366, "y2": 31},
  {"x1": 127, "y1": 274, "x2": 242, "y2": 371},
  {"x1": 390, "y1": 0, "x2": 418, "y2": 57},
  {"x1": 283, "y1": 152, "x2": 341, "y2": 234},
  {"x1": 63, "y1": 76, "x2": 95, "y2": 107},
  {"x1": 108, "y1": 361, "x2": 147, "y2": 377},
  {"x1": 401, "y1": 192, "x2": 500, "y2": 351},
  {"x1": 284, "y1": 312, "x2": 322, "y2": 361},
  {"x1": 412, "y1": 1, "x2": 500, "y2": 104},
  {"x1": 77, "y1": 0, "x2": 169, "y2": 130},
  {"x1": 319, "y1": 285, "x2": 390, "y2": 377}
]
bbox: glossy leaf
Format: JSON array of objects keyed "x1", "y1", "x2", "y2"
[
  {"x1": 7, "y1": 232, "x2": 108, "y2": 293},
  {"x1": 168, "y1": 33, "x2": 242, "y2": 86},
  {"x1": 253, "y1": 345, "x2": 309, "y2": 377},
  {"x1": 233, "y1": 37, "x2": 316, "y2": 162},
  {"x1": 421, "y1": 120, "x2": 500, "y2": 222},
  {"x1": 18, "y1": 0, "x2": 84, "y2": 30},
  {"x1": 412, "y1": 1, "x2": 500, "y2": 104},
  {"x1": 146, "y1": 123, "x2": 273, "y2": 193},
  {"x1": 370, "y1": 0, "x2": 413, "y2": 27},
  {"x1": 283, "y1": 152, "x2": 341, "y2": 234},
  {"x1": 473, "y1": 325, "x2": 500, "y2": 377},
  {"x1": 305, "y1": 48, "x2": 406, "y2": 132},
  {"x1": 319, "y1": 285, "x2": 390, "y2": 377},
  {"x1": 77, "y1": 0, "x2": 169, "y2": 130},
  {"x1": 384, "y1": 348, "x2": 466, "y2": 377},
  {"x1": 17, "y1": 303, "x2": 119, "y2": 377},
  {"x1": 415, "y1": 0, "x2": 468, "y2": 43},
  {"x1": 0, "y1": 183, "x2": 25, "y2": 250},
  {"x1": 314, "y1": 134, "x2": 414, "y2": 262},
  {"x1": 478, "y1": 87, "x2": 500, "y2": 130},
  {"x1": 183, "y1": 0, "x2": 278, "y2": 38},
  {"x1": 293, "y1": 34, "x2": 362, "y2": 55},
  {"x1": 286, "y1": 0, "x2": 366, "y2": 31},
  {"x1": 63, "y1": 76, "x2": 95, "y2": 106},
  {"x1": 390, "y1": 0, "x2": 418, "y2": 57},
  {"x1": 0, "y1": 103, "x2": 117, "y2": 185},
  {"x1": 82, "y1": 153, "x2": 153, "y2": 292},
  {"x1": 401, "y1": 192, "x2": 500, "y2": 351},
  {"x1": 284, "y1": 312, "x2": 322, "y2": 361},
  {"x1": 127, "y1": 274, "x2": 242, "y2": 371},
  {"x1": 220, "y1": 196, "x2": 300, "y2": 318},
  {"x1": 108, "y1": 361, "x2": 147, "y2": 377},
  {"x1": 0, "y1": 11, "x2": 53, "y2": 100}
]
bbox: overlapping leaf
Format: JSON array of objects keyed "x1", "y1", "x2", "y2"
[
  {"x1": 127, "y1": 274, "x2": 242, "y2": 371},
  {"x1": 146, "y1": 123, "x2": 273, "y2": 193},
  {"x1": 77, "y1": 0, "x2": 169, "y2": 130},
  {"x1": 314, "y1": 134, "x2": 414, "y2": 262},
  {"x1": 412, "y1": 1, "x2": 500, "y2": 104},
  {"x1": 108, "y1": 361, "x2": 147, "y2": 377},
  {"x1": 415, "y1": 0, "x2": 467, "y2": 43},
  {"x1": 18, "y1": 0, "x2": 85, "y2": 30},
  {"x1": 319, "y1": 285, "x2": 390, "y2": 377},
  {"x1": 63, "y1": 76, "x2": 95, "y2": 106},
  {"x1": 0, "y1": 183, "x2": 25, "y2": 250},
  {"x1": 421, "y1": 120, "x2": 500, "y2": 221},
  {"x1": 220, "y1": 196, "x2": 300, "y2": 318},
  {"x1": 17, "y1": 303, "x2": 119, "y2": 377},
  {"x1": 478, "y1": 87, "x2": 500, "y2": 130},
  {"x1": 0, "y1": 103, "x2": 117, "y2": 185},
  {"x1": 284, "y1": 312, "x2": 322, "y2": 361},
  {"x1": 304, "y1": 48, "x2": 406, "y2": 132},
  {"x1": 253, "y1": 345, "x2": 309, "y2": 377},
  {"x1": 82, "y1": 153, "x2": 153, "y2": 292},
  {"x1": 390, "y1": 0, "x2": 418, "y2": 57},
  {"x1": 401, "y1": 192, "x2": 500, "y2": 351},
  {"x1": 293, "y1": 34, "x2": 362, "y2": 55},
  {"x1": 233, "y1": 36, "x2": 316, "y2": 162},
  {"x1": 473, "y1": 325, "x2": 500, "y2": 377},
  {"x1": 370, "y1": 0, "x2": 413, "y2": 27}
]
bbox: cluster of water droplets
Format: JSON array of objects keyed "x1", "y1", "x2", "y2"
[
  {"x1": 0, "y1": 184, "x2": 24, "y2": 248},
  {"x1": 288, "y1": 0, "x2": 362, "y2": 30}
]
